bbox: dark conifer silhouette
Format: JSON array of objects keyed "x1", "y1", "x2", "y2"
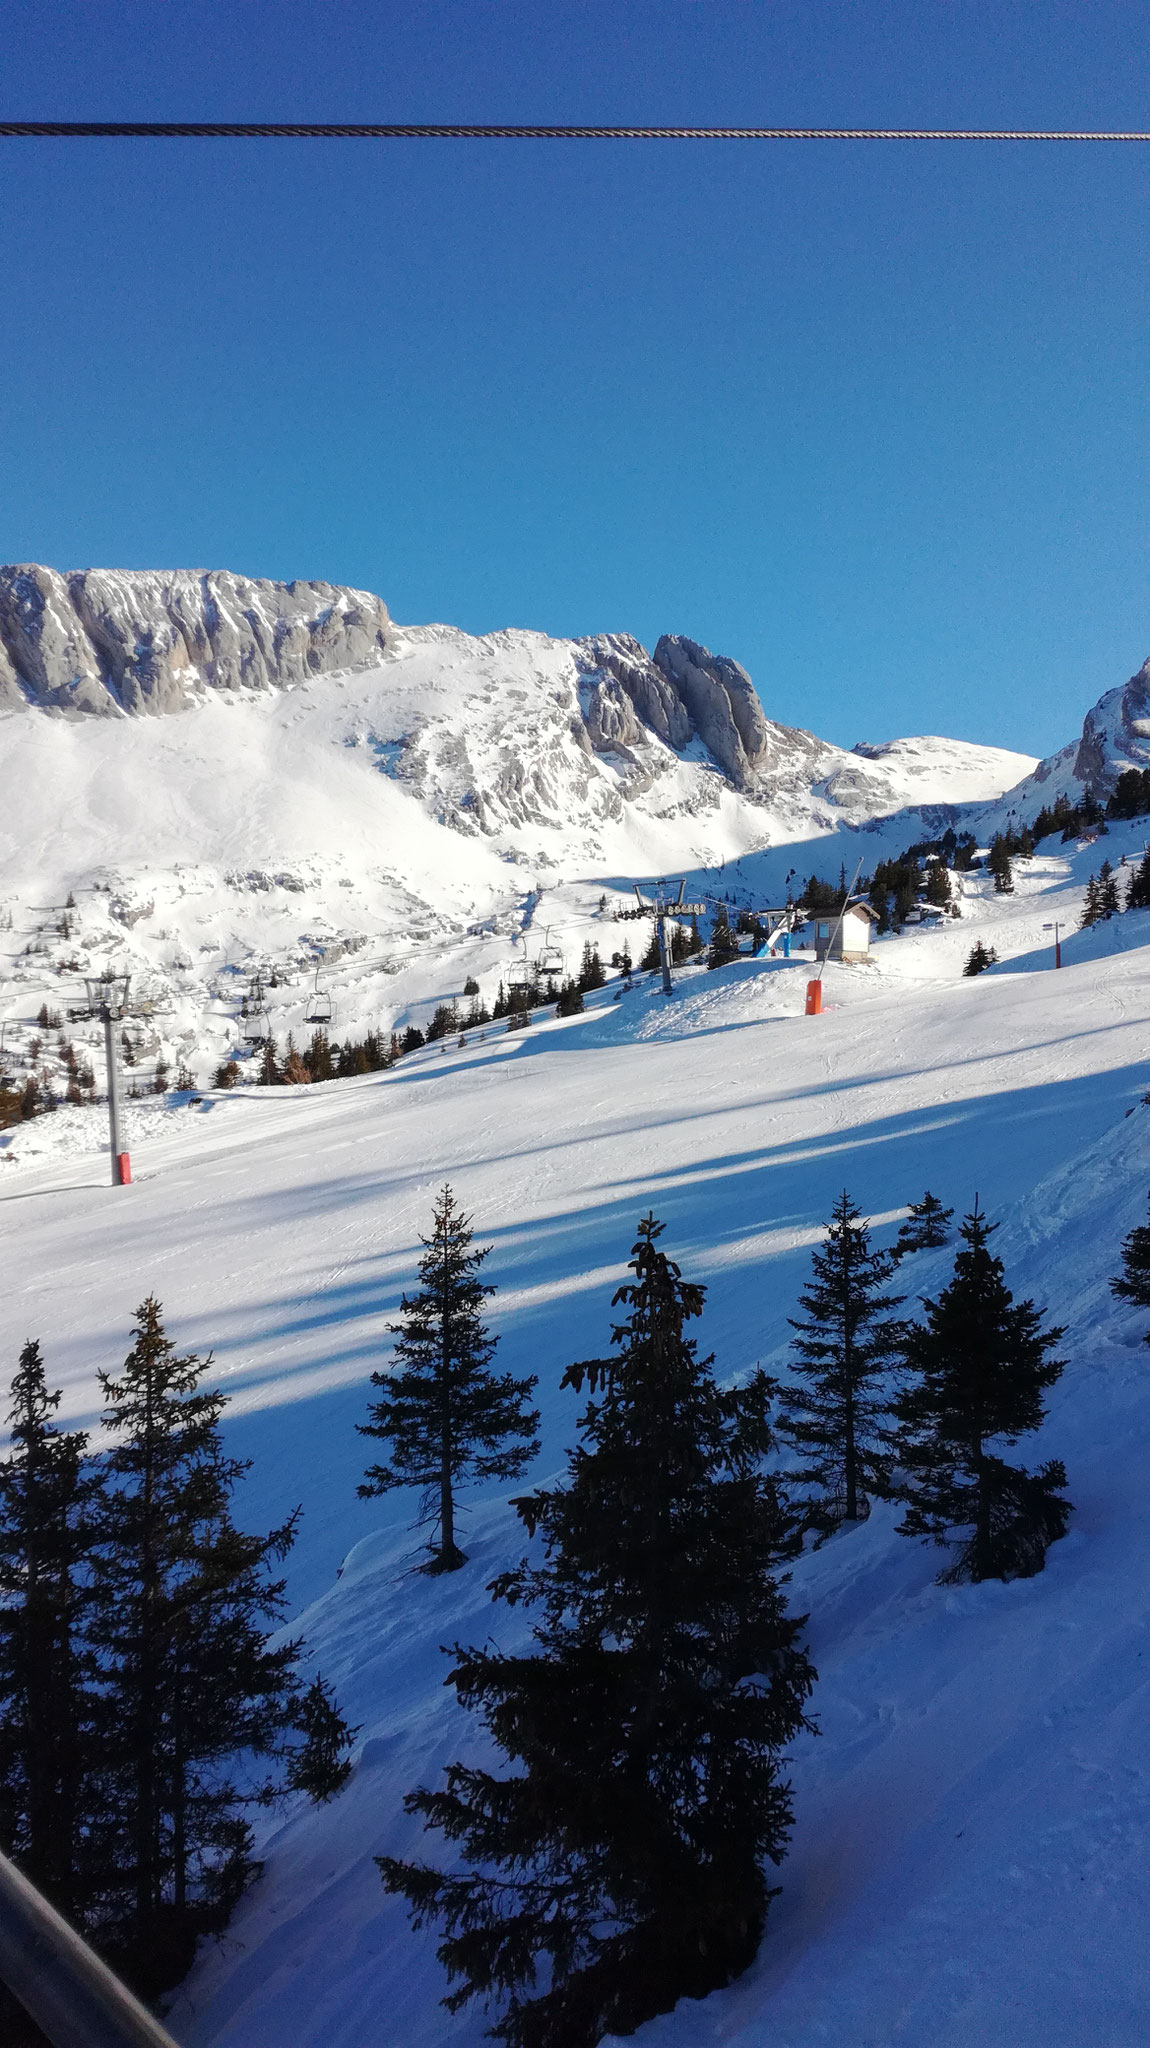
[
  {"x1": 358, "y1": 1186, "x2": 539, "y2": 1571},
  {"x1": 0, "y1": 1341, "x2": 103, "y2": 1926},
  {"x1": 891, "y1": 1190, "x2": 954, "y2": 1263},
  {"x1": 778, "y1": 1191, "x2": 904, "y2": 1535},
  {"x1": 287, "y1": 1674, "x2": 358, "y2": 1803},
  {"x1": 379, "y1": 1215, "x2": 814, "y2": 2048},
  {"x1": 1110, "y1": 1191, "x2": 1150, "y2": 1336},
  {"x1": 90, "y1": 1299, "x2": 302, "y2": 1996},
  {"x1": 963, "y1": 939, "x2": 998, "y2": 976},
  {"x1": 896, "y1": 1205, "x2": 1070, "y2": 1583}
]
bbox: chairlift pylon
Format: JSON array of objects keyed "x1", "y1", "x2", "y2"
[
  {"x1": 242, "y1": 972, "x2": 271, "y2": 1044},
  {"x1": 305, "y1": 961, "x2": 333, "y2": 1027}
]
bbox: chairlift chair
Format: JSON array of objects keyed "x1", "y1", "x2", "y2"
[
  {"x1": 507, "y1": 939, "x2": 533, "y2": 992},
  {"x1": 305, "y1": 963, "x2": 333, "y2": 1027},
  {"x1": 535, "y1": 929, "x2": 566, "y2": 982}
]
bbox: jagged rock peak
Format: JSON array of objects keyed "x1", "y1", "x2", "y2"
[
  {"x1": 1072, "y1": 655, "x2": 1150, "y2": 792},
  {"x1": 0, "y1": 564, "x2": 393, "y2": 717}
]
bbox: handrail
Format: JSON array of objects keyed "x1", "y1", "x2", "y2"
[{"x1": 0, "y1": 1848, "x2": 179, "y2": 2048}]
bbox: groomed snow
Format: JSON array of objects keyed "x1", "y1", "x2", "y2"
[{"x1": 4, "y1": 822, "x2": 1149, "y2": 2047}]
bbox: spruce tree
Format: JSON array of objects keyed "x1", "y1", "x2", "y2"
[
  {"x1": 90, "y1": 1299, "x2": 302, "y2": 1996},
  {"x1": 1110, "y1": 1191, "x2": 1150, "y2": 1336},
  {"x1": 707, "y1": 904, "x2": 740, "y2": 969},
  {"x1": 895, "y1": 1205, "x2": 1070, "y2": 1583},
  {"x1": 287, "y1": 1675, "x2": 357, "y2": 1802},
  {"x1": 1125, "y1": 849, "x2": 1150, "y2": 911},
  {"x1": 379, "y1": 1215, "x2": 815, "y2": 2048},
  {"x1": 1098, "y1": 858, "x2": 1121, "y2": 918},
  {"x1": 1080, "y1": 873, "x2": 1102, "y2": 928},
  {"x1": 987, "y1": 837, "x2": 1014, "y2": 893},
  {"x1": 891, "y1": 1190, "x2": 954, "y2": 1263},
  {"x1": 0, "y1": 1342, "x2": 103, "y2": 1925},
  {"x1": 963, "y1": 939, "x2": 997, "y2": 976},
  {"x1": 777, "y1": 1191, "x2": 904, "y2": 1535},
  {"x1": 358, "y1": 1187, "x2": 539, "y2": 1571}
]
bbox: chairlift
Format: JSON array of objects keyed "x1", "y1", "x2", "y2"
[
  {"x1": 305, "y1": 962, "x2": 333, "y2": 1027},
  {"x1": 535, "y1": 929, "x2": 566, "y2": 982},
  {"x1": 507, "y1": 938, "x2": 533, "y2": 991}
]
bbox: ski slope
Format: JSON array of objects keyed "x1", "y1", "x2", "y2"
[{"x1": 5, "y1": 831, "x2": 1150, "y2": 2047}]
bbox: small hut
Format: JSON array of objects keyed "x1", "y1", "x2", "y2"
[{"x1": 813, "y1": 900, "x2": 878, "y2": 965}]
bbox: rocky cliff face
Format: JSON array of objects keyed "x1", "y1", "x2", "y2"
[{"x1": 0, "y1": 565, "x2": 393, "y2": 716}]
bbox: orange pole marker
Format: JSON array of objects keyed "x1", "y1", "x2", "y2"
[
  {"x1": 115, "y1": 1152, "x2": 132, "y2": 1186},
  {"x1": 805, "y1": 980, "x2": 823, "y2": 1016}
]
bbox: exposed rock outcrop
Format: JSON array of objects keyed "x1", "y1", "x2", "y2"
[{"x1": 0, "y1": 565, "x2": 393, "y2": 716}]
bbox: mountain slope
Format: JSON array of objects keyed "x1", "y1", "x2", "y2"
[{"x1": 5, "y1": 836, "x2": 1150, "y2": 2047}]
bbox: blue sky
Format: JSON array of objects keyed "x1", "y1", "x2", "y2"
[{"x1": 1, "y1": 1, "x2": 1147, "y2": 755}]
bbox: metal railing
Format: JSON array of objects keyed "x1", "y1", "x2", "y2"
[{"x1": 0, "y1": 1848, "x2": 179, "y2": 2048}]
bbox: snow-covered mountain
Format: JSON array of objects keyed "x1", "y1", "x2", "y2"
[
  {"x1": 976, "y1": 653, "x2": 1150, "y2": 832},
  {"x1": 0, "y1": 566, "x2": 1035, "y2": 1112}
]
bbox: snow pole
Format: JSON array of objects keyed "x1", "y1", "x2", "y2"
[{"x1": 806, "y1": 854, "x2": 864, "y2": 1018}]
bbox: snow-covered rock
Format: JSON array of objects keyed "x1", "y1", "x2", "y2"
[{"x1": 0, "y1": 564, "x2": 394, "y2": 716}]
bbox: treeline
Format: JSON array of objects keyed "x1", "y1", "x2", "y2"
[
  {"x1": 359, "y1": 1180, "x2": 1082, "y2": 2048},
  {"x1": 0, "y1": 1303, "x2": 355, "y2": 2010},
  {"x1": 1081, "y1": 849, "x2": 1150, "y2": 925}
]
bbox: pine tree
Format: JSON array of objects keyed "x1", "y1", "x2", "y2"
[
  {"x1": 90, "y1": 1299, "x2": 302, "y2": 1996},
  {"x1": 891, "y1": 1190, "x2": 954, "y2": 1263},
  {"x1": 0, "y1": 1342, "x2": 103, "y2": 1926},
  {"x1": 287, "y1": 1675, "x2": 358, "y2": 1803},
  {"x1": 1080, "y1": 873, "x2": 1102, "y2": 928},
  {"x1": 1110, "y1": 1191, "x2": 1150, "y2": 1336},
  {"x1": 963, "y1": 939, "x2": 997, "y2": 976},
  {"x1": 987, "y1": 837, "x2": 1014, "y2": 894},
  {"x1": 379, "y1": 1216, "x2": 815, "y2": 2048},
  {"x1": 895, "y1": 1206, "x2": 1070, "y2": 1584},
  {"x1": 777, "y1": 1191, "x2": 904, "y2": 1534},
  {"x1": 707, "y1": 904, "x2": 740, "y2": 969},
  {"x1": 358, "y1": 1187, "x2": 539, "y2": 1571},
  {"x1": 1125, "y1": 849, "x2": 1150, "y2": 911}
]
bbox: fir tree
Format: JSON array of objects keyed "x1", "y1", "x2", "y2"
[
  {"x1": 891, "y1": 1190, "x2": 954, "y2": 1263},
  {"x1": 777, "y1": 1191, "x2": 904, "y2": 1534},
  {"x1": 379, "y1": 1216, "x2": 815, "y2": 2048},
  {"x1": 895, "y1": 1206, "x2": 1070, "y2": 1583},
  {"x1": 639, "y1": 925, "x2": 662, "y2": 972},
  {"x1": 358, "y1": 1187, "x2": 539, "y2": 1571},
  {"x1": 287, "y1": 1674, "x2": 358, "y2": 1803},
  {"x1": 707, "y1": 905, "x2": 740, "y2": 969},
  {"x1": 1080, "y1": 873, "x2": 1102, "y2": 928},
  {"x1": 987, "y1": 837, "x2": 1014, "y2": 894},
  {"x1": 1125, "y1": 849, "x2": 1150, "y2": 911},
  {"x1": 577, "y1": 944, "x2": 606, "y2": 992},
  {"x1": 90, "y1": 1299, "x2": 302, "y2": 1996},
  {"x1": 1098, "y1": 858, "x2": 1120, "y2": 918},
  {"x1": 1110, "y1": 1191, "x2": 1150, "y2": 1336},
  {"x1": 0, "y1": 1342, "x2": 103, "y2": 1925},
  {"x1": 963, "y1": 939, "x2": 997, "y2": 977}
]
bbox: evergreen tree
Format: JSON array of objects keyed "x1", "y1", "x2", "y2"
[
  {"x1": 924, "y1": 862, "x2": 951, "y2": 908},
  {"x1": 1098, "y1": 858, "x2": 1121, "y2": 918},
  {"x1": 870, "y1": 880, "x2": 892, "y2": 934},
  {"x1": 963, "y1": 940, "x2": 997, "y2": 976},
  {"x1": 287, "y1": 1674, "x2": 358, "y2": 1803},
  {"x1": 707, "y1": 904, "x2": 740, "y2": 969},
  {"x1": 577, "y1": 944, "x2": 606, "y2": 992},
  {"x1": 358, "y1": 1187, "x2": 539, "y2": 1571},
  {"x1": 1125, "y1": 849, "x2": 1150, "y2": 911},
  {"x1": 639, "y1": 925, "x2": 662, "y2": 972},
  {"x1": 379, "y1": 1216, "x2": 815, "y2": 2048},
  {"x1": 257, "y1": 1036, "x2": 280, "y2": 1086},
  {"x1": 895, "y1": 1206, "x2": 1070, "y2": 1584},
  {"x1": 1110, "y1": 1191, "x2": 1150, "y2": 1336},
  {"x1": 891, "y1": 1190, "x2": 954, "y2": 1263},
  {"x1": 1080, "y1": 873, "x2": 1102, "y2": 928},
  {"x1": 987, "y1": 837, "x2": 1014, "y2": 894},
  {"x1": 90, "y1": 1299, "x2": 302, "y2": 1996},
  {"x1": 0, "y1": 1342, "x2": 103, "y2": 1925},
  {"x1": 777, "y1": 1191, "x2": 904, "y2": 1534}
]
